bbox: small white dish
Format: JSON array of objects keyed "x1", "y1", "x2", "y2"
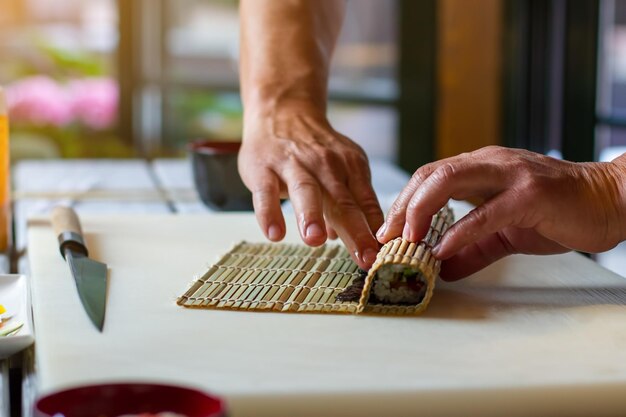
[{"x1": 0, "y1": 274, "x2": 34, "y2": 358}]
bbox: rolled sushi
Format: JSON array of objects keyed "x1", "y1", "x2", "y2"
[
  {"x1": 370, "y1": 264, "x2": 427, "y2": 304},
  {"x1": 355, "y1": 205, "x2": 454, "y2": 314}
]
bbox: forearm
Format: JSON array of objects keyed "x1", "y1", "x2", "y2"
[{"x1": 239, "y1": 0, "x2": 345, "y2": 119}]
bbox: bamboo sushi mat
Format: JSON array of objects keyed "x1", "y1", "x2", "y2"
[
  {"x1": 177, "y1": 206, "x2": 454, "y2": 315},
  {"x1": 177, "y1": 242, "x2": 363, "y2": 313}
]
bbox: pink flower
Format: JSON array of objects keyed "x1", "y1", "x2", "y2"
[
  {"x1": 5, "y1": 76, "x2": 119, "y2": 130},
  {"x1": 68, "y1": 78, "x2": 118, "y2": 130},
  {"x1": 6, "y1": 76, "x2": 73, "y2": 127}
]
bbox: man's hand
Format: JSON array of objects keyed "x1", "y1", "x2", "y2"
[
  {"x1": 239, "y1": 104, "x2": 383, "y2": 269},
  {"x1": 376, "y1": 146, "x2": 626, "y2": 280},
  {"x1": 239, "y1": 0, "x2": 383, "y2": 269}
]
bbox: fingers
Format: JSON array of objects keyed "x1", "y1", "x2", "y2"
[
  {"x1": 438, "y1": 232, "x2": 516, "y2": 281},
  {"x1": 377, "y1": 161, "x2": 440, "y2": 243},
  {"x1": 324, "y1": 194, "x2": 380, "y2": 270},
  {"x1": 347, "y1": 155, "x2": 384, "y2": 233},
  {"x1": 433, "y1": 191, "x2": 520, "y2": 260},
  {"x1": 297, "y1": 153, "x2": 380, "y2": 267},
  {"x1": 280, "y1": 164, "x2": 327, "y2": 246},
  {"x1": 379, "y1": 161, "x2": 505, "y2": 244},
  {"x1": 242, "y1": 123, "x2": 383, "y2": 261},
  {"x1": 402, "y1": 162, "x2": 505, "y2": 242},
  {"x1": 297, "y1": 142, "x2": 383, "y2": 235},
  {"x1": 249, "y1": 169, "x2": 286, "y2": 242}
]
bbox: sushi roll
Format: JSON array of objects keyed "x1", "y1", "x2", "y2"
[
  {"x1": 352, "y1": 205, "x2": 454, "y2": 314},
  {"x1": 370, "y1": 264, "x2": 427, "y2": 304}
]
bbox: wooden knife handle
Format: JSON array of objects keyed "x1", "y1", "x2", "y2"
[
  {"x1": 51, "y1": 206, "x2": 90, "y2": 258},
  {"x1": 51, "y1": 206, "x2": 83, "y2": 237}
]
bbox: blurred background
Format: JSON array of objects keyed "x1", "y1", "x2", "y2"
[
  {"x1": 0, "y1": 0, "x2": 625, "y2": 167},
  {"x1": 0, "y1": 0, "x2": 398, "y2": 161}
]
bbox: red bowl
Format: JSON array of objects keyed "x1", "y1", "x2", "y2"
[{"x1": 34, "y1": 383, "x2": 226, "y2": 417}]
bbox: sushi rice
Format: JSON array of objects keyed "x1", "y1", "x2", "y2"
[{"x1": 372, "y1": 264, "x2": 427, "y2": 304}]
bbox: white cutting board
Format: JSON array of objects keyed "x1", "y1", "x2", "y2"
[{"x1": 27, "y1": 210, "x2": 626, "y2": 417}]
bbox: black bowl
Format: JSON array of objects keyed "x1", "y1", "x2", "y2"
[{"x1": 189, "y1": 140, "x2": 253, "y2": 211}]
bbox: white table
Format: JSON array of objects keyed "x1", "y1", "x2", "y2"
[
  {"x1": 26, "y1": 207, "x2": 626, "y2": 417},
  {"x1": 9, "y1": 157, "x2": 412, "y2": 416},
  {"x1": 12, "y1": 157, "x2": 626, "y2": 417}
]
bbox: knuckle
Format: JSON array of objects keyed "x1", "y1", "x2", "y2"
[
  {"x1": 411, "y1": 166, "x2": 431, "y2": 184},
  {"x1": 334, "y1": 195, "x2": 358, "y2": 211},
  {"x1": 409, "y1": 169, "x2": 428, "y2": 186},
  {"x1": 484, "y1": 145, "x2": 504, "y2": 153},
  {"x1": 316, "y1": 147, "x2": 339, "y2": 167},
  {"x1": 386, "y1": 204, "x2": 405, "y2": 223},
  {"x1": 406, "y1": 198, "x2": 419, "y2": 214},
  {"x1": 325, "y1": 180, "x2": 349, "y2": 197},
  {"x1": 410, "y1": 170, "x2": 426, "y2": 184},
  {"x1": 433, "y1": 163, "x2": 458, "y2": 185},
  {"x1": 469, "y1": 205, "x2": 490, "y2": 229},
  {"x1": 516, "y1": 170, "x2": 535, "y2": 188},
  {"x1": 252, "y1": 179, "x2": 277, "y2": 196},
  {"x1": 508, "y1": 157, "x2": 526, "y2": 172},
  {"x1": 320, "y1": 160, "x2": 343, "y2": 179},
  {"x1": 450, "y1": 150, "x2": 473, "y2": 161},
  {"x1": 290, "y1": 177, "x2": 319, "y2": 194},
  {"x1": 345, "y1": 148, "x2": 368, "y2": 166},
  {"x1": 331, "y1": 196, "x2": 360, "y2": 218},
  {"x1": 387, "y1": 189, "x2": 414, "y2": 216},
  {"x1": 359, "y1": 193, "x2": 381, "y2": 210},
  {"x1": 474, "y1": 145, "x2": 504, "y2": 159},
  {"x1": 405, "y1": 200, "x2": 422, "y2": 223},
  {"x1": 385, "y1": 208, "x2": 406, "y2": 225},
  {"x1": 361, "y1": 201, "x2": 383, "y2": 219}
]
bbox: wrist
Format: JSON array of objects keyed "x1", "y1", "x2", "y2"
[
  {"x1": 243, "y1": 87, "x2": 328, "y2": 129},
  {"x1": 242, "y1": 67, "x2": 328, "y2": 118}
]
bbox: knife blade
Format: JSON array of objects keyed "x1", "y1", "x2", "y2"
[{"x1": 51, "y1": 206, "x2": 107, "y2": 331}]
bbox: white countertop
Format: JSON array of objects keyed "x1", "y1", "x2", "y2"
[
  {"x1": 26, "y1": 200, "x2": 626, "y2": 417},
  {"x1": 13, "y1": 157, "x2": 626, "y2": 417}
]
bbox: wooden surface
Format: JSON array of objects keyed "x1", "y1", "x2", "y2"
[
  {"x1": 437, "y1": 0, "x2": 503, "y2": 158},
  {"x1": 26, "y1": 202, "x2": 626, "y2": 417}
]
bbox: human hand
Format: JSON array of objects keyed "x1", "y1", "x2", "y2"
[
  {"x1": 376, "y1": 146, "x2": 626, "y2": 280},
  {"x1": 238, "y1": 102, "x2": 384, "y2": 269}
]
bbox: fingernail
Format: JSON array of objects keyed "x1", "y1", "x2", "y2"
[
  {"x1": 305, "y1": 222, "x2": 324, "y2": 239},
  {"x1": 432, "y1": 244, "x2": 441, "y2": 257},
  {"x1": 376, "y1": 223, "x2": 387, "y2": 239},
  {"x1": 268, "y1": 224, "x2": 281, "y2": 241},
  {"x1": 362, "y1": 248, "x2": 378, "y2": 266},
  {"x1": 402, "y1": 223, "x2": 412, "y2": 241}
]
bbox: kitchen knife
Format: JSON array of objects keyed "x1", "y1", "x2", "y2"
[{"x1": 51, "y1": 206, "x2": 107, "y2": 332}]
